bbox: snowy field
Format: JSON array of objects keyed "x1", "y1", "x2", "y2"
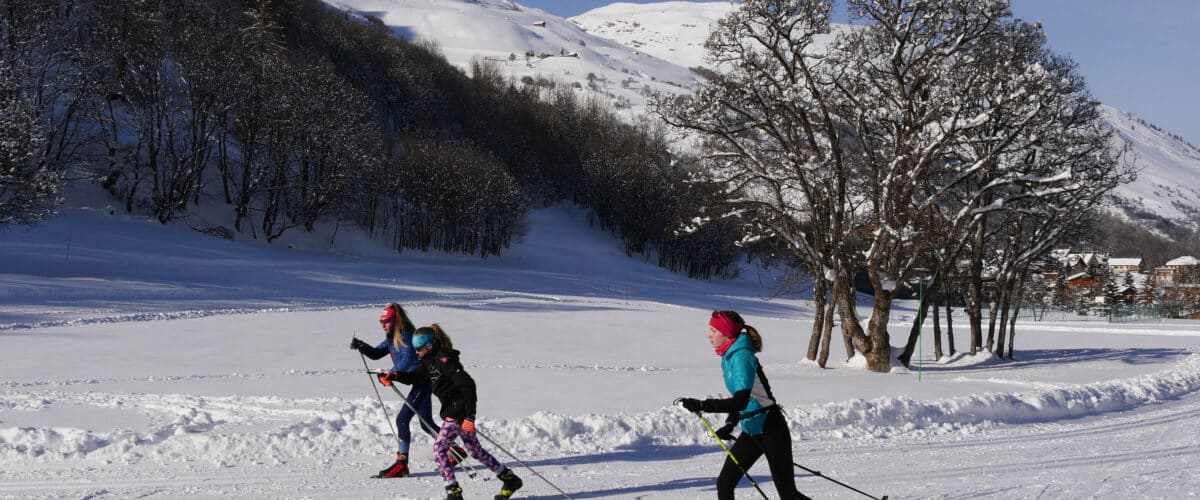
[{"x1": 3, "y1": 204, "x2": 1200, "y2": 499}]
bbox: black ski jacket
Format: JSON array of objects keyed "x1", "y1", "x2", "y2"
[{"x1": 393, "y1": 345, "x2": 477, "y2": 420}]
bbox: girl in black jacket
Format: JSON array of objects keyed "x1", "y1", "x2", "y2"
[{"x1": 389, "y1": 324, "x2": 523, "y2": 500}]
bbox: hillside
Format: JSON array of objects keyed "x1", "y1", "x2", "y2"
[
  {"x1": 320, "y1": 0, "x2": 1200, "y2": 242},
  {"x1": 570, "y1": 1, "x2": 1200, "y2": 241},
  {"x1": 326, "y1": 0, "x2": 700, "y2": 116}
]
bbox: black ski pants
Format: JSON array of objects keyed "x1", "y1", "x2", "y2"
[{"x1": 716, "y1": 407, "x2": 806, "y2": 500}]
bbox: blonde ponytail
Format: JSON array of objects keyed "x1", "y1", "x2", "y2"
[{"x1": 386, "y1": 302, "x2": 416, "y2": 348}]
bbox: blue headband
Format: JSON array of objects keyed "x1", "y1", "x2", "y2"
[{"x1": 412, "y1": 332, "x2": 435, "y2": 350}]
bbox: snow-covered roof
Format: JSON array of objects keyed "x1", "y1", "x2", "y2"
[
  {"x1": 1066, "y1": 272, "x2": 1092, "y2": 281},
  {"x1": 1059, "y1": 252, "x2": 1108, "y2": 268},
  {"x1": 1108, "y1": 258, "x2": 1142, "y2": 266},
  {"x1": 1165, "y1": 256, "x2": 1200, "y2": 266}
]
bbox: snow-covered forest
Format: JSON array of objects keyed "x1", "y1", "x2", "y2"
[{"x1": 0, "y1": 0, "x2": 737, "y2": 276}]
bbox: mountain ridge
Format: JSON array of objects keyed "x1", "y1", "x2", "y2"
[
  {"x1": 322, "y1": 0, "x2": 1200, "y2": 241},
  {"x1": 569, "y1": 1, "x2": 1200, "y2": 241}
]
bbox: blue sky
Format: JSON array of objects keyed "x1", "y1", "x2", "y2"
[{"x1": 519, "y1": 0, "x2": 1199, "y2": 146}]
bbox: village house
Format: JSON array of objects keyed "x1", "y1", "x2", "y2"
[
  {"x1": 1066, "y1": 272, "x2": 1098, "y2": 292},
  {"x1": 1154, "y1": 255, "x2": 1200, "y2": 284},
  {"x1": 1108, "y1": 257, "x2": 1143, "y2": 275},
  {"x1": 1050, "y1": 248, "x2": 1107, "y2": 275}
]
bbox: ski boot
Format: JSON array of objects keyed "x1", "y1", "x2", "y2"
[
  {"x1": 444, "y1": 484, "x2": 464, "y2": 500},
  {"x1": 495, "y1": 468, "x2": 523, "y2": 499},
  {"x1": 371, "y1": 453, "x2": 409, "y2": 478}
]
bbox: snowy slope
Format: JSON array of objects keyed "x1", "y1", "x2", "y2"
[
  {"x1": 569, "y1": 1, "x2": 738, "y2": 70},
  {"x1": 1103, "y1": 105, "x2": 1200, "y2": 229},
  {"x1": 325, "y1": 0, "x2": 700, "y2": 116},
  {"x1": 3, "y1": 201, "x2": 1200, "y2": 498},
  {"x1": 573, "y1": 1, "x2": 1200, "y2": 238}
]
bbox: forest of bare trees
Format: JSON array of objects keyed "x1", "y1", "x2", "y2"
[{"x1": 0, "y1": 0, "x2": 738, "y2": 276}]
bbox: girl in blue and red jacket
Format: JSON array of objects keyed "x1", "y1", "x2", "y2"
[{"x1": 351, "y1": 303, "x2": 461, "y2": 478}]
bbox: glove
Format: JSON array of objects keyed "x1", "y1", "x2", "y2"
[
  {"x1": 679, "y1": 398, "x2": 704, "y2": 413},
  {"x1": 350, "y1": 337, "x2": 369, "y2": 351},
  {"x1": 461, "y1": 419, "x2": 476, "y2": 434},
  {"x1": 715, "y1": 422, "x2": 736, "y2": 441},
  {"x1": 376, "y1": 372, "x2": 397, "y2": 386}
]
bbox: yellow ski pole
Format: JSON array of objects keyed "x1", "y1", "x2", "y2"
[{"x1": 675, "y1": 399, "x2": 769, "y2": 500}]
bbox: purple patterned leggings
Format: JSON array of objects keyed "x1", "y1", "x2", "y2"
[{"x1": 434, "y1": 418, "x2": 505, "y2": 485}]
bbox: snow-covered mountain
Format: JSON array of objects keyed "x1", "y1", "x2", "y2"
[
  {"x1": 325, "y1": 0, "x2": 700, "y2": 115},
  {"x1": 573, "y1": 2, "x2": 1200, "y2": 239},
  {"x1": 325, "y1": 0, "x2": 1200, "y2": 239},
  {"x1": 1102, "y1": 106, "x2": 1200, "y2": 233}
]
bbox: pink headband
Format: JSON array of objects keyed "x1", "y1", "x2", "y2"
[{"x1": 709, "y1": 313, "x2": 739, "y2": 339}]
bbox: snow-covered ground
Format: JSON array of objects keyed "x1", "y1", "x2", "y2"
[{"x1": 3, "y1": 202, "x2": 1200, "y2": 499}]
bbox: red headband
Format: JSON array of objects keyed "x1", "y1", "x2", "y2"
[
  {"x1": 709, "y1": 313, "x2": 739, "y2": 339},
  {"x1": 380, "y1": 308, "x2": 397, "y2": 322}
]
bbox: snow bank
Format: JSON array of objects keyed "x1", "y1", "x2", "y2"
[{"x1": 5, "y1": 353, "x2": 1196, "y2": 466}]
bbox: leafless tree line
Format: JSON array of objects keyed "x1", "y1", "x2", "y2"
[
  {"x1": 659, "y1": 0, "x2": 1136, "y2": 371},
  {"x1": 1, "y1": 0, "x2": 739, "y2": 273}
]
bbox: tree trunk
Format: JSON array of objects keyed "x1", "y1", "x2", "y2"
[
  {"x1": 807, "y1": 278, "x2": 827, "y2": 361},
  {"x1": 818, "y1": 300, "x2": 834, "y2": 368},
  {"x1": 834, "y1": 275, "x2": 871, "y2": 360},
  {"x1": 842, "y1": 323, "x2": 856, "y2": 362},
  {"x1": 986, "y1": 278, "x2": 1001, "y2": 352},
  {"x1": 1007, "y1": 275, "x2": 1026, "y2": 359},
  {"x1": 864, "y1": 289, "x2": 894, "y2": 373},
  {"x1": 967, "y1": 225, "x2": 985, "y2": 355},
  {"x1": 945, "y1": 302, "x2": 957, "y2": 356},
  {"x1": 1007, "y1": 304, "x2": 1019, "y2": 360},
  {"x1": 995, "y1": 286, "x2": 1011, "y2": 359},
  {"x1": 932, "y1": 295, "x2": 944, "y2": 360}
]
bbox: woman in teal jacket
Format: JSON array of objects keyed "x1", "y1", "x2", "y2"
[{"x1": 679, "y1": 310, "x2": 809, "y2": 500}]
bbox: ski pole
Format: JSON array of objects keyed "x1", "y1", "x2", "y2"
[
  {"x1": 793, "y1": 462, "x2": 887, "y2": 500},
  {"x1": 752, "y1": 410, "x2": 887, "y2": 500},
  {"x1": 474, "y1": 426, "x2": 575, "y2": 499},
  {"x1": 674, "y1": 399, "x2": 769, "y2": 500},
  {"x1": 367, "y1": 369, "x2": 481, "y2": 480},
  {"x1": 358, "y1": 351, "x2": 399, "y2": 448}
]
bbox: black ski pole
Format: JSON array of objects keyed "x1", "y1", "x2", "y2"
[
  {"x1": 674, "y1": 399, "x2": 770, "y2": 500},
  {"x1": 474, "y1": 425, "x2": 575, "y2": 499},
  {"x1": 744, "y1": 409, "x2": 887, "y2": 500},
  {"x1": 793, "y1": 462, "x2": 887, "y2": 500},
  {"x1": 366, "y1": 369, "x2": 481, "y2": 480},
  {"x1": 358, "y1": 351, "x2": 399, "y2": 447}
]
